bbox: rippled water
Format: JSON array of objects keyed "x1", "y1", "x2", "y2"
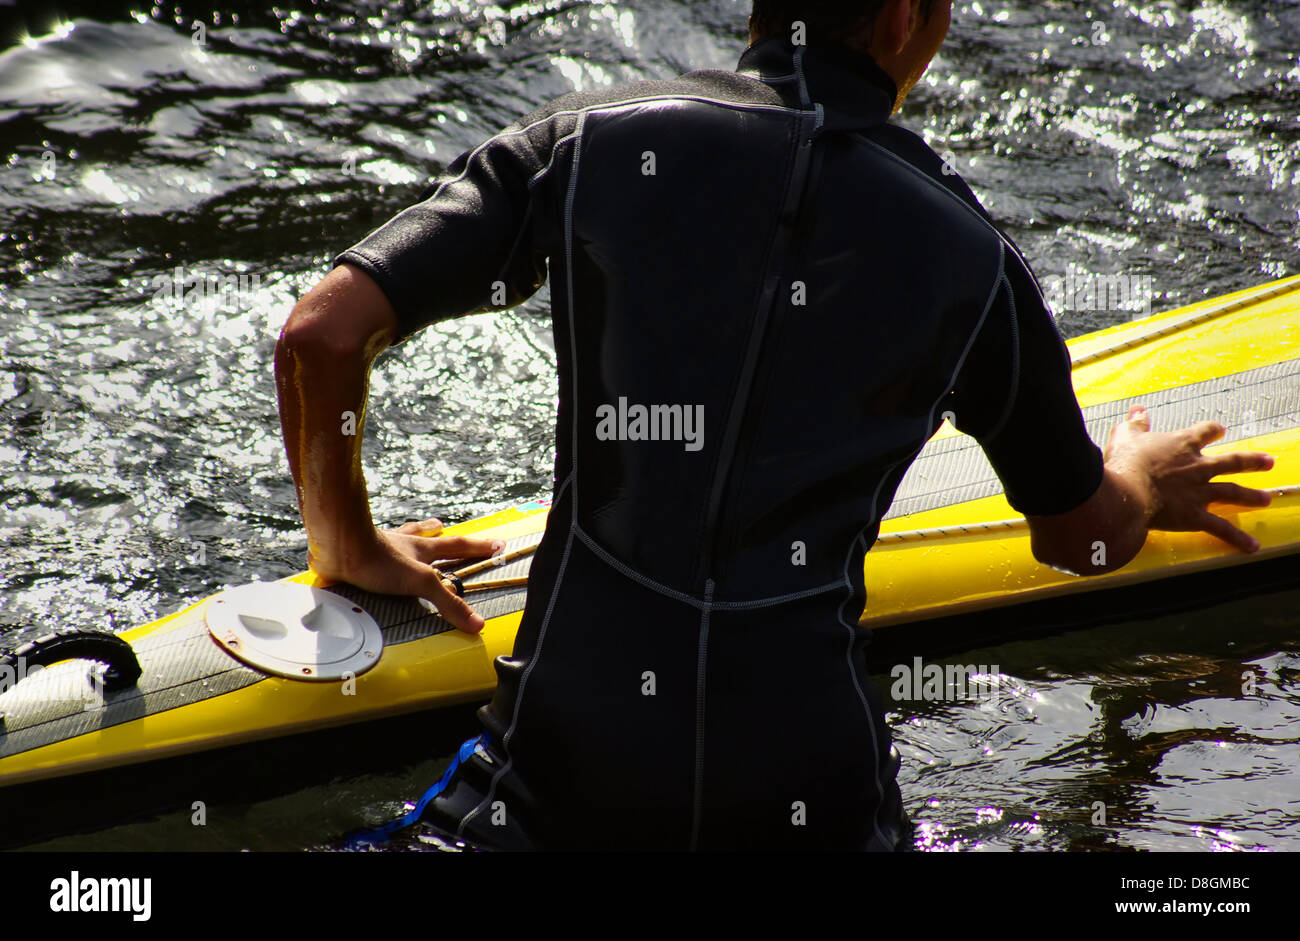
[{"x1": 3, "y1": 0, "x2": 1298, "y2": 850}]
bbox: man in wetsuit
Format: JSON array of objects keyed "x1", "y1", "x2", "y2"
[{"x1": 275, "y1": 0, "x2": 1275, "y2": 850}]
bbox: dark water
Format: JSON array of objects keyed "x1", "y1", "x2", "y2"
[{"x1": 2, "y1": 0, "x2": 1298, "y2": 850}]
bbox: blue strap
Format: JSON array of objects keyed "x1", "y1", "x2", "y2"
[{"x1": 343, "y1": 733, "x2": 485, "y2": 847}]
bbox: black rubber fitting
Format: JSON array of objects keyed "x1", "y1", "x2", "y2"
[{"x1": 0, "y1": 628, "x2": 142, "y2": 692}]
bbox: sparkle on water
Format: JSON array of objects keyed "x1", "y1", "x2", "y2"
[{"x1": 2, "y1": 0, "x2": 1298, "y2": 850}]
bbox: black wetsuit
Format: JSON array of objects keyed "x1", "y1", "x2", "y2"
[{"x1": 337, "y1": 36, "x2": 1105, "y2": 850}]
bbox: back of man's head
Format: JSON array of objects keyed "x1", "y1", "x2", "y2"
[{"x1": 749, "y1": 0, "x2": 941, "y2": 47}]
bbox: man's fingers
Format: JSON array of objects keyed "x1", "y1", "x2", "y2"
[
  {"x1": 422, "y1": 570, "x2": 486, "y2": 634},
  {"x1": 397, "y1": 517, "x2": 443, "y2": 536},
  {"x1": 1203, "y1": 481, "x2": 1274, "y2": 508},
  {"x1": 1185, "y1": 420, "x2": 1227, "y2": 449},
  {"x1": 401, "y1": 534, "x2": 502, "y2": 567},
  {"x1": 1195, "y1": 508, "x2": 1260, "y2": 553},
  {"x1": 1199, "y1": 450, "x2": 1276, "y2": 478},
  {"x1": 426, "y1": 535, "x2": 505, "y2": 559},
  {"x1": 1109, "y1": 404, "x2": 1149, "y2": 444}
]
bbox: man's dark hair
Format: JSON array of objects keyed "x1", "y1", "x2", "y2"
[{"x1": 749, "y1": 0, "x2": 940, "y2": 46}]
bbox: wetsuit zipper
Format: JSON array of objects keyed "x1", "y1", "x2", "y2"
[
  {"x1": 688, "y1": 105, "x2": 822, "y2": 850},
  {"x1": 693, "y1": 104, "x2": 824, "y2": 593},
  {"x1": 689, "y1": 577, "x2": 715, "y2": 851}
]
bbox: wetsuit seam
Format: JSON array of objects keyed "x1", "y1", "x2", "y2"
[
  {"x1": 835, "y1": 529, "x2": 891, "y2": 849},
  {"x1": 400, "y1": 96, "x2": 816, "y2": 247},
  {"x1": 849, "y1": 241, "x2": 1004, "y2": 554},
  {"x1": 500, "y1": 94, "x2": 821, "y2": 150},
  {"x1": 793, "y1": 45, "x2": 812, "y2": 110},
  {"x1": 854, "y1": 134, "x2": 1030, "y2": 276},
  {"x1": 527, "y1": 128, "x2": 583, "y2": 188},
  {"x1": 574, "y1": 94, "x2": 812, "y2": 120},
  {"x1": 573, "y1": 523, "x2": 843, "y2": 609},
  {"x1": 454, "y1": 474, "x2": 574, "y2": 839},
  {"x1": 980, "y1": 274, "x2": 1021, "y2": 445},
  {"x1": 564, "y1": 113, "x2": 589, "y2": 521},
  {"x1": 835, "y1": 239, "x2": 1006, "y2": 849},
  {"x1": 339, "y1": 246, "x2": 394, "y2": 279},
  {"x1": 690, "y1": 578, "x2": 715, "y2": 851},
  {"x1": 574, "y1": 524, "x2": 705, "y2": 605},
  {"x1": 454, "y1": 113, "x2": 589, "y2": 840},
  {"x1": 711, "y1": 579, "x2": 839, "y2": 609}
]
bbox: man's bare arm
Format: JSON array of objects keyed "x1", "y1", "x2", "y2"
[
  {"x1": 1027, "y1": 404, "x2": 1275, "y2": 575},
  {"x1": 274, "y1": 262, "x2": 499, "y2": 633}
]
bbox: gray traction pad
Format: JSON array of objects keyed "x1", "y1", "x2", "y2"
[{"x1": 884, "y1": 356, "x2": 1300, "y2": 519}]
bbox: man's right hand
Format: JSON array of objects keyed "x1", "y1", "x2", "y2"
[
  {"x1": 1027, "y1": 404, "x2": 1276, "y2": 575},
  {"x1": 1105, "y1": 404, "x2": 1275, "y2": 552}
]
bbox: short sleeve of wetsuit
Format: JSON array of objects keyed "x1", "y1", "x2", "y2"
[
  {"x1": 333, "y1": 118, "x2": 555, "y2": 341},
  {"x1": 945, "y1": 248, "x2": 1105, "y2": 517}
]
